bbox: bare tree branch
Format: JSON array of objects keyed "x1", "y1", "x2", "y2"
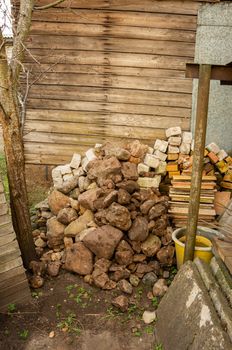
[
  {"x1": 34, "y1": 0, "x2": 66, "y2": 10},
  {"x1": 11, "y1": 0, "x2": 34, "y2": 83}
]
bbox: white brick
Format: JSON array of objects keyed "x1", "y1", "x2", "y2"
[
  {"x1": 165, "y1": 126, "x2": 182, "y2": 138},
  {"x1": 217, "y1": 149, "x2": 228, "y2": 161},
  {"x1": 182, "y1": 131, "x2": 192, "y2": 144},
  {"x1": 58, "y1": 164, "x2": 72, "y2": 175},
  {"x1": 86, "y1": 148, "x2": 97, "y2": 161},
  {"x1": 147, "y1": 146, "x2": 154, "y2": 154},
  {"x1": 168, "y1": 136, "x2": 182, "y2": 146},
  {"x1": 137, "y1": 176, "x2": 161, "y2": 188},
  {"x1": 168, "y1": 145, "x2": 179, "y2": 154},
  {"x1": 154, "y1": 139, "x2": 168, "y2": 153},
  {"x1": 154, "y1": 161, "x2": 167, "y2": 174},
  {"x1": 154, "y1": 150, "x2": 167, "y2": 161},
  {"x1": 206, "y1": 142, "x2": 220, "y2": 154},
  {"x1": 179, "y1": 142, "x2": 191, "y2": 155},
  {"x1": 138, "y1": 163, "x2": 150, "y2": 175},
  {"x1": 144, "y1": 154, "x2": 160, "y2": 169},
  {"x1": 81, "y1": 157, "x2": 89, "y2": 172},
  {"x1": 70, "y1": 153, "x2": 81, "y2": 169},
  {"x1": 52, "y1": 167, "x2": 62, "y2": 180}
]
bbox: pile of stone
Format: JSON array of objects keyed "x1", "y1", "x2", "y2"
[{"x1": 31, "y1": 139, "x2": 175, "y2": 295}]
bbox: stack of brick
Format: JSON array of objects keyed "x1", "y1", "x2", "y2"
[{"x1": 168, "y1": 175, "x2": 217, "y2": 227}]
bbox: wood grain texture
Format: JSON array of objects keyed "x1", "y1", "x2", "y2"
[{"x1": 20, "y1": 0, "x2": 201, "y2": 165}]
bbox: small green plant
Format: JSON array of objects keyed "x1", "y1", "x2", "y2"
[
  {"x1": 57, "y1": 312, "x2": 82, "y2": 335},
  {"x1": 151, "y1": 296, "x2": 159, "y2": 308},
  {"x1": 31, "y1": 291, "x2": 43, "y2": 299},
  {"x1": 154, "y1": 344, "x2": 163, "y2": 350},
  {"x1": 134, "y1": 330, "x2": 142, "y2": 337},
  {"x1": 56, "y1": 303, "x2": 62, "y2": 318},
  {"x1": 66, "y1": 284, "x2": 91, "y2": 307},
  {"x1": 145, "y1": 325, "x2": 154, "y2": 334},
  {"x1": 7, "y1": 303, "x2": 16, "y2": 314},
  {"x1": 18, "y1": 329, "x2": 29, "y2": 340}
]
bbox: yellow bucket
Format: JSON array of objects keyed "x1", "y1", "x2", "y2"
[{"x1": 172, "y1": 227, "x2": 213, "y2": 269}]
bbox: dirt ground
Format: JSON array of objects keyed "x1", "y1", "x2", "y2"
[{"x1": 0, "y1": 270, "x2": 167, "y2": 350}]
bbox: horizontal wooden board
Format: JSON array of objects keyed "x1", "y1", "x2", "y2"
[
  {"x1": 27, "y1": 35, "x2": 195, "y2": 57},
  {"x1": 31, "y1": 22, "x2": 196, "y2": 42},
  {"x1": 25, "y1": 88, "x2": 192, "y2": 110},
  {"x1": 25, "y1": 111, "x2": 190, "y2": 128},
  {"x1": 25, "y1": 50, "x2": 193, "y2": 69},
  {"x1": 24, "y1": 120, "x2": 170, "y2": 139},
  {"x1": 25, "y1": 153, "x2": 82, "y2": 165},
  {"x1": 0, "y1": 256, "x2": 22, "y2": 274},
  {"x1": 25, "y1": 64, "x2": 187, "y2": 78},
  {"x1": 30, "y1": 0, "x2": 201, "y2": 14},
  {"x1": 31, "y1": 10, "x2": 197, "y2": 30},
  {"x1": 26, "y1": 73, "x2": 192, "y2": 94},
  {"x1": 0, "y1": 265, "x2": 26, "y2": 284}
]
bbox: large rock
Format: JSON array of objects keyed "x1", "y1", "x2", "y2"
[
  {"x1": 141, "y1": 235, "x2": 161, "y2": 257},
  {"x1": 47, "y1": 217, "x2": 65, "y2": 249},
  {"x1": 121, "y1": 162, "x2": 138, "y2": 180},
  {"x1": 64, "y1": 210, "x2": 94, "y2": 237},
  {"x1": 103, "y1": 190, "x2": 118, "y2": 208},
  {"x1": 64, "y1": 242, "x2": 93, "y2": 275},
  {"x1": 156, "y1": 262, "x2": 232, "y2": 350},
  {"x1": 106, "y1": 203, "x2": 131, "y2": 231},
  {"x1": 57, "y1": 207, "x2": 78, "y2": 225},
  {"x1": 112, "y1": 295, "x2": 129, "y2": 312},
  {"x1": 78, "y1": 188, "x2": 103, "y2": 211},
  {"x1": 118, "y1": 279, "x2": 133, "y2": 294},
  {"x1": 82, "y1": 225, "x2": 123, "y2": 259},
  {"x1": 128, "y1": 216, "x2": 149, "y2": 242},
  {"x1": 48, "y1": 190, "x2": 71, "y2": 215},
  {"x1": 87, "y1": 156, "x2": 121, "y2": 183},
  {"x1": 148, "y1": 203, "x2": 166, "y2": 220}
]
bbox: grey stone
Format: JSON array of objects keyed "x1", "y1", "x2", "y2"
[
  {"x1": 155, "y1": 262, "x2": 232, "y2": 350},
  {"x1": 142, "y1": 272, "x2": 158, "y2": 287}
]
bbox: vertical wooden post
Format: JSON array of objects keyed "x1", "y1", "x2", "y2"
[{"x1": 184, "y1": 64, "x2": 211, "y2": 262}]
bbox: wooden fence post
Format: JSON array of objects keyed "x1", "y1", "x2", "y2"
[{"x1": 184, "y1": 64, "x2": 212, "y2": 262}]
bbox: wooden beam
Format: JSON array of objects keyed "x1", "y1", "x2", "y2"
[
  {"x1": 184, "y1": 64, "x2": 212, "y2": 262},
  {"x1": 186, "y1": 63, "x2": 232, "y2": 82}
]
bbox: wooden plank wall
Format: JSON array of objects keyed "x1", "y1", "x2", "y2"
[
  {"x1": 20, "y1": 0, "x2": 219, "y2": 165},
  {"x1": 0, "y1": 179, "x2": 30, "y2": 311}
]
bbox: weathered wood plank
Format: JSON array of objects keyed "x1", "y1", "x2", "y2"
[
  {"x1": 25, "y1": 49, "x2": 193, "y2": 69},
  {"x1": 26, "y1": 73, "x2": 192, "y2": 93},
  {"x1": 25, "y1": 153, "x2": 80, "y2": 165},
  {"x1": 0, "y1": 271, "x2": 26, "y2": 290},
  {"x1": 31, "y1": 10, "x2": 197, "y2": 31},
  {"x1": 30, "y1": 22, "x2": 196, "y2": 42},
  {"x1": 25, "y1": 95, "x2": 191, "y2": 115},
  {"x1": 0, "y1": 265, "x2": 26, "y2": 285},
  {"x1": 0, "y1": 257, "x2": 22, "y2": 274},
  {"x1": 25, "y1": 88, "x2": 192, "y2": 110},
  {"x1": 0, "y1": 284, "x2": 30, "y2": 311},
  {"x1": 0, "y1": 222, "x2": 14, "y2": 236},
  {"x1": 0, "y1": 233, "x2": 16, "y2": 246},
  {"x1": 25, "y1": 64, "x2": 187, "y2": 78},
  {"x1": 27, "y1": 35, "x2": 195, "y2": 57},
  {"x1": 0, "y1": 249, "x2": 21, "y2": 265},
  {"x1": 27, "y1": 0, "x2": 201, "y2": 14}
]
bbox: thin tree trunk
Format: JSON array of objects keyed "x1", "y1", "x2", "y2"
[{"x1": 0, "y1": 1, "x2": 36, "y2": 268}]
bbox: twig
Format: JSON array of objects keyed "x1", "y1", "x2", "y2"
[{"x1": 34, "y1": 0, "x2": 66, "y2": 10}]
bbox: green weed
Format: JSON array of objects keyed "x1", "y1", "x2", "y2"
[
  {"x1": 18, "y1": 329, "x2": 29, "y2": 340},
  {"x1": 151, "y1": 296, "x2": 159, "y2": 308},
  {"x1": 57, "y1": 312, "x2": 81, "y2": 335},
  {"x1": 7, "y1": 303, "x2": 16, "y2": 314},
  {"x1": 154, "y1": 344, "x2": 163, "y2": 350}
]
